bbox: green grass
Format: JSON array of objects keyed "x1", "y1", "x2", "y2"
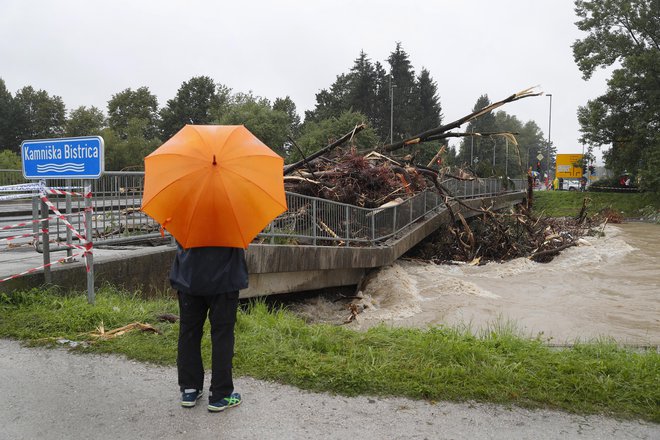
[
  {"x1": 533, "y1": 191, "x2": 660, "y2": 218},
  {"x1": 1, "y1": 287, "x2": 658, "y2": 422}
]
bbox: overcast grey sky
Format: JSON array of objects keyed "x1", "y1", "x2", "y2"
[{"x1": 0, "y1": 0, "x2": 611, "y2": 161}]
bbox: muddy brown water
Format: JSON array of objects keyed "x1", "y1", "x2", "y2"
[{"x1": 291, "y1": 223, "x2": 660, "y2": 345}]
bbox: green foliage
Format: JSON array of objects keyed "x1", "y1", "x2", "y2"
[
  {"x1": 0, "y1": 289, "x2": 658, "y2": 421},
  {"x1": 305, "y1": 44, "x2": 443, "y2": 144},
  {"x1": 0, "y1": 78, "x2": 20, "y2": 151},
  {"x1": 159, "y1": 76, "x2": 229, "y2": 140},
  {"x1": 217, "y1": 93, "x2": 290, "y2": 157},
  {"x1": 0, "y1": 149, "x2": 21, "y2": 169},
  {"x1": 65, "y1": 106, "x2": 106, "y2": 137},
  {"x1": 573, "y1": 0, "x2": 660, "y2": 192},
  {"x1": 107, "y1": 87, "x2": 160, "y2": 140},
  {"x1": 293, "y1": 111, "x2": 380, "y2": 162},
  {"x1": 13, "y1": 85, "x2": 66, "y2": 148}
]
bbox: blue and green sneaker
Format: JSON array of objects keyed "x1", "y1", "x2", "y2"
[
  {"x1": 181, "y1": 389, "x2": 203, "y2": 407},
  {"x1": 207, "y1": 392, "x2": 242, "y2": 412}
]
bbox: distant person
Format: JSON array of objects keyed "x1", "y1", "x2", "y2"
[
  {"x1": 580, "y1": 176, "x2": 587, "y2": 191},
  {"x1": 170, "y1": 244, "x2": 247, "y2": 413},
  {"x1": 558, "y1": 177, "x2": 564, "y2": 190},
  {"x1": 552, "y1": 176, "x2": 559, "y2": 191}
]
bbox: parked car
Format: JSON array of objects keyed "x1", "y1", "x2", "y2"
[{"x1": 562, "y1": 179, "x2": 580, "y2": 191}]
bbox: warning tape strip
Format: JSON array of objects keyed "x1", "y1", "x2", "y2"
[
  {"x1": 0, "y1": 193, "x2": 38, "y2": 201},
  {"x1": 0, "y1": 186, "x2": 94, "y2": 281},
  {"x1": 39, "y1": 195, "x2": 90, "y2": 244},
  {"x1": 0, "y1": 183, "x2": 43, "y2": 192},
  {"x1": 0, "y1": 229, "x2": 47, "y2": 242},
  {"x1": 42, "y1": 190, "x2": 94, "y2": 272},
  {"x1": 0, "y1": 213, "x2": 79, "y2": 231},
  {"x1": 0, "y1": 251, "x2": 85, "y2": 283}
]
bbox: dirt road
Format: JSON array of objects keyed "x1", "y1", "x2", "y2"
[{"x1": 0, "y1": 339, "x2": 656, "y2": 440}]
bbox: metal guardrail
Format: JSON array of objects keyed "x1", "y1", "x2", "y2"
[{"x1": 1, "y1": 169, "x2": 525, "y2": 248}]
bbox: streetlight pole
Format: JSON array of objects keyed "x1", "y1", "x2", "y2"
[
  {"x1": 546, "y1": 94, "x2": 553, "y2": 179},
  {"x1": 390, "y1": 75, "x2": 396, "y2": 145}
]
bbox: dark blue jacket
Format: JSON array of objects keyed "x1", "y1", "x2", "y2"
[{"x1": 169, "y1": 245, "x2": 248, "y2": 295}]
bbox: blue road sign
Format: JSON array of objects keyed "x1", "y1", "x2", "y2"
[{"x1": 21, "y1": 136, "x2": 105, "y2": 179}]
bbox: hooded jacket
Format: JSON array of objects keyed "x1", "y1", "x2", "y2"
[{"x1": 169, "y1": 244, "x2": 248, "y2": 295}]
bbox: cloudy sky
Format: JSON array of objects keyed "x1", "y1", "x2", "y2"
[{"x1": 0, "y1": 0, "x2": 611, "y2": 161}]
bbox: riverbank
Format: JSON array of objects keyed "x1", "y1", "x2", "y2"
[
  {"x1": 533, "y1": 191, "x2": 660, "y2": 219},
  {"x1": 0, "y1": 280, "x2": 658, "y2": 422}
]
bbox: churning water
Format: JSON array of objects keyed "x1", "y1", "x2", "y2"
[{"x1": 347, "y1": 222, "x2": 660, "y2": 345}]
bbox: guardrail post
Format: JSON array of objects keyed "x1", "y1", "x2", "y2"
[
  {"x1": 345, "y1": 204, "x2": 350, "y2": 244},
  {"x1": 40, "y1": 196, "x2": 51, "y2": 284},
  {"x1": 393, "y1": 205, "x2": 397, "y2": 236},
  {"x1": 312, "y1": 198, "x2": 317, "y2": 246},
  {"x1": 65, "y1": 178, "x2": 72, "y2": 259},
  {"x1": 370, "y1": 207, "x2": 375, "y2": 244},
  {"x1": 84, "y1": 180, "x2": 95, "y2": 304}
]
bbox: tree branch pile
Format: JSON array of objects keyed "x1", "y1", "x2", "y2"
[{"x1": 406, "y1": 202, "x2": 607, "y2": 264}]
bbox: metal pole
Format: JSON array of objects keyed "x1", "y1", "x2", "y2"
[
  {"x1": 470, "y1": 128, "x2": 474, "y2": 167},
  {"x1": 65, "y1": 178, "x2": 72, "y2": 259},
  {"x1": 84, "y1": 180, "x2": 95, "y2": 304},
  {"x1": 547, "y1": 94, "x2": 553, "y2": 178},
  {"x1": 505, "y1": 138, "x2": 509, "y2": 178},
  {"x1": 390, "y1": 76, "x2": 395, "y2": 145},
  {"x1": 40, "y1": 196, "x2": 51, "y2": 284}
]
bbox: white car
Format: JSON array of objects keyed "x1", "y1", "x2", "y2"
[{"x1": 562, "y1": 179, "x2": 581, "y2": 191}]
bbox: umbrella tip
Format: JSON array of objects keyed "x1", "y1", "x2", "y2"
[{"x1": 213, "y1": 155, "x2": 217, "y2": 165}]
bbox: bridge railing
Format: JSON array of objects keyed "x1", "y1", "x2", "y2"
[{"x1": 1, "y1": 169, "x2": 525, "y2": 247}]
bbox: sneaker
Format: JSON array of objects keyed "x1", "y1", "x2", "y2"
[
  {"x1": 207, "y1": 392, "x2": 242, "y2": 412},
  {"x1": 181, "y1": 389, "x2": 203, "y2": 407}
]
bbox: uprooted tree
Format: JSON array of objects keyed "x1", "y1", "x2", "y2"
[{"x1": 282, "y1": 87, "x2": 610, "y2": 263}]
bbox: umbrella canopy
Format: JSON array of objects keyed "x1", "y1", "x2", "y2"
[{"x1": 141, "y1": 125, "x2": 287, "y2": 248}]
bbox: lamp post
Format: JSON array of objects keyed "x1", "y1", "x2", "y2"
[
  {"x1": 546, "y1": 93, "x2": 553, "y2": 178},
  {"x1": 390, "y1": 75, "x2": 397, "y2": 144}
]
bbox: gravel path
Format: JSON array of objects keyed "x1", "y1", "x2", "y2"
[{"x1": 0, "y1": 339, "x2": 657, "y2": 440}]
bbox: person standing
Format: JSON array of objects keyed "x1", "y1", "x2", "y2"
[
  {"x1": 553, "y1": 176, "x2": 559, "y2": 191},
  {"x1": 169, "y1": 244, "x2": 248, "y2": 412}
]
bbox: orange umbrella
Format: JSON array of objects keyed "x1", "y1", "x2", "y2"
[{"x1": 141, "y1": 125, "x2": 287, "y2": 248}]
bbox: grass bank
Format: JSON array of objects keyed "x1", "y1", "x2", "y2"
[
  {"x1": 1, "y1": 287, "x2": 658, "y2": 422},
  {"x1": 533, "y1": 191, "x2": 660, "y2": 218}
]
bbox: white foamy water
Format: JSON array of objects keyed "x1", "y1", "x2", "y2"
[{"x1": 349, "y1": 223, "x2": 660, "y2": 345}]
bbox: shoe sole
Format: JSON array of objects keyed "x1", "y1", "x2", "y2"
[{"x1": 207, "y1": 400, "x2": 241, "y2": 412}]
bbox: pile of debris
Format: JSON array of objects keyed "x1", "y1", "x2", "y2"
[{"x1": 285, "y1": 149, "x2": 434, "y2": 208}]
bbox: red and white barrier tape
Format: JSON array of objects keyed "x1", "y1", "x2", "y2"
[
  {"x1": 0, "y1": 213, "x2": 79, "y2": 231},
  {"x1": 0, "y1": 229, "x2": 47, "y2": 243},
  {"x1": 0, "y1": 251, "x2": 85, "y2": 283}
]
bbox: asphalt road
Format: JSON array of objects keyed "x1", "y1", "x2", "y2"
[{"x1": 0, "y1": 339, "x2": 657, "y2": 440}]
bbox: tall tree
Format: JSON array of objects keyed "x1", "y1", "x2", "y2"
[
  {"x1": 0, "y1": 79, "x2": 19, "y2": 151},
  {"x1": 273, "y1": 96, "x2": 302, "y2": 137},
  {"x1": 387, "y1": 43, "x2": 417, "y2": 140},
  {"x1": 573, "y1": 0, "x2": 660, "y2": 191},
  {"x1": 411, "y1": 68, "x2": 442, "y2": 135},
  {"x1": 107, "y1": 87, "x2": 160, "y2": 140},
  {"x1": 159, "y1": 76, "x2": 227, "y2": 140},
  {"x1": 218, "y1": 93, "x2": 290, "y2": 156},
  {"x1": 13, "y1": 86, "x2": 66, "y2": 148},
  {"x1": 457, "y1": 95, "x2": 499, "y2": 175},
  {"x1": 65, "y1": 106, "x2": 106, "y2": 137}
]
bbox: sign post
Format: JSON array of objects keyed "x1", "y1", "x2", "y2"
[{"x1": 21, "y1": 136, "x2": 104, "y2": 304}]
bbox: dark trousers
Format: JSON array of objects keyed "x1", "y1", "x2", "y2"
[{"x1": 177, "y1": 291, "x2": 239, "y2": 401}]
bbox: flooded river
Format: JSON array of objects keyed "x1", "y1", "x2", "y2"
[{"x1": 294, "y1": 223, "x2": 660, "y2": 345}]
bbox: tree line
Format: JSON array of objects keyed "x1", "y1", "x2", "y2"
[{"x1": 1, "y1": 42, "x2": 548, "y2": 179}]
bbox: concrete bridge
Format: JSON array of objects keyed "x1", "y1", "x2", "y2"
[{"x1": 1, "y1": 190, "x2": 525, "y2": 297}]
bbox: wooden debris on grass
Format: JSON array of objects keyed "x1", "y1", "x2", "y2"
[{"x1": 90, "y1": 321, "x2": 162, "y2": 340}]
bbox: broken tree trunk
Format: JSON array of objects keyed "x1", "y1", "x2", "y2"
[
  {"x1": 382, "y1": 87, "x2": 542, "y2": 152},
  {"x1": 284, "y1": 123, "x2": 366, "y2": 175}
]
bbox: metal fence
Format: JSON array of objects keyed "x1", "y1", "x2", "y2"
[{"x1": 1, "y1": 169, "x2": 525, "y2": 248}]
